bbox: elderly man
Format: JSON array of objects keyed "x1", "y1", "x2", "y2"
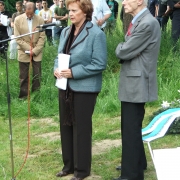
[
  {"x1": 113, "y1": 0, "x2": 161, "y2": 179},
  {"x1": 14, "y1": 2, "x2": 46, "y2": 99}
]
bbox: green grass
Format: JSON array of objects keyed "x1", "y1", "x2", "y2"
[{"x1": 0, "y1": 19, "x2": 180, "y2": 179}]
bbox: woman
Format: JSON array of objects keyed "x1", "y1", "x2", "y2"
[{"x1": 53, "y1": 0, "x2": 107, "y2": 180}]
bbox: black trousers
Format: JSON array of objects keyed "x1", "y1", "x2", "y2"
[
  {"x1": 59, "y1": 90, "x2": 98, "y2": 179},
  {"x1": 172, "y1": 9, "x2": 180, "y2": 43},
  {"x1": 120, "y1": 102, "x2": 147, "y2": 180},
  {"x1": 19, "y1": 60, "x2": 41, "y2": 98},
  {"x1": 0, "y1": 31, "x2": 9, "y2": 57}
]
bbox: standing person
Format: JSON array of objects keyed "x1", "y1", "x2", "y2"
[
  {"x1": 167, "y1": 0, "x2": 180, "y2": 43},
  {"x1": 156, "y1": 0, "x2": 172, "y2": 31},
  {"x1": 10, "y1": 1, "x2": 24, "y2": 60},
  {"x1": 11, "y1": 1, "x2": 24, "y2": 31},
  {"x1": 14, "y1": 2, "x2": 46, "y2": 99},
  {"x1": 53, "y1": 0, "x2": 107, "y2": 179},
  {"x1": 54, "y1": 0, "x2": 68, "y2": 41},
  {"x1": 91, "y1": 0, "x2": 111, "y2": 31},
  {"x1": 50, "y1": 0, "x2": 59, "y2": 44},
  {"x1": 39, "y1": 0, "x2": 53, "y2": 45},
  {"x1": 35, "y1": 0, "x2": 42, "y2": 15},
  {"x1": 106, "y1": 0, "x2": 116, "y2": 32},
  {"x1": 106, "y1": 0, "x2": 119, "y2": 19},
  {"x1": 147, "y1": 0, "x2": 159, "y2": 17},
  {"x1": 0, "y1": 1, "x2": 12, "y2": 58},
  {"x1": 113, "y1": 0, "x2": 161, "y2": 179}
]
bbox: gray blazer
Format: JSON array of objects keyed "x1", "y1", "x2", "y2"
[
  {"x1": 115, "y1": 9, "x2": 161, "y2": 103},
  {"x1": 54, "y1": 21, "x2": 107, "y2": 92}
]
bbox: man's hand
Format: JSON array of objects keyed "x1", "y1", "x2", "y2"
[{"x1": 96, "y1": 18, "x2": 105, "y2": 27}]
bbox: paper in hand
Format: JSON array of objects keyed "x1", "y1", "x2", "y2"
[{"x1": 55, "y1": 53, "x2": 70, "y2": 90}]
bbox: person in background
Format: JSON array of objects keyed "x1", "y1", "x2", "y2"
[
  {"x1": 54, "y1": 0, "x2": 68, "y2": 42},
  {"x1": 106, "y1": 0, "x2": 119, "y2": 19},
  {"x1": 0, "y1": 1, "x2": 11, "y2": 58},
  {"x1": 53, "y1": 0, "x2": 107, "y2": 179},
  {"x1": 156, "y1": 0, "x2": 172, "y2": 31},
  {"x1": 113, "y1": 0, "x2": 161, "y2": 178},
  {"x1": 35, "y1": 0, "x2": 42, "y2": 15},
  {"x1": 167, "y1": 0, "x2": 180, "y2": 44},
  {"x1": 147, "y1": 0, "x2": 159, "y2": 17},
  {"x1": 11, "y1": 1, "x2": 24, "y2": 33},
  {"x1": 91, "y1": 0, "x2": 111, "y2": 31},
  {"x1": 50, "y1": 0, "x2": 59, "y2": 44},
  {"x1": 10, "y1": 1, "x2": 24, "y2": 60},
  {"x1": 38, "y1": 0, "x2": 53, "y2": 45},
  {"x1": 106, "y1": 0, "x2": 116, "y2": 32},
  {"x1": 14, "y1": 2, "x2": 46, "y2": 99}
]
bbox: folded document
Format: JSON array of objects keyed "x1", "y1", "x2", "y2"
[{"x1": 55, "y1": 54, "x2": 70, "y2": 90}]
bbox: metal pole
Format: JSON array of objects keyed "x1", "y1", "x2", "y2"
[{"x1": 4, "y1": 47, "x2": 15, "y2": 179}]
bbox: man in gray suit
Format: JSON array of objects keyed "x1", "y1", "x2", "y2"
[{"x1": 113, "y1": 0, "x2": 161, "y2": 179}]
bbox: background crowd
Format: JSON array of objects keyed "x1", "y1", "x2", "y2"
[{"x1": 0, "y1": 0, "x2": 180, "y2": 58}]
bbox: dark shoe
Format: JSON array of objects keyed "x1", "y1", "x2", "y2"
[
  {"x1": 70, "y1": 177, "x2": 83, "y2": 180},
  {"x1": 56, "y1": 171, "x2": 68, "y2": 177},
  {"x1": 116, "y1": 165, "x2": 121, "y2": 170},
  {"x1": 112, "y1": 176, "x2": 128, "y2": 180}
]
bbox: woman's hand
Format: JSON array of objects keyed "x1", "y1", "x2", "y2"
[{"x1": 54, "y1": 69, "x2": 72, "y2": 79}]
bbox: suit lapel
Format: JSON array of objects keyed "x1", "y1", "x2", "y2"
[
  {"x1": 131, "y1": 10, "x2": 150, "y2": 34},
  {"x1": 70, "y1": 21, "x2": 93, "y2": 50}
]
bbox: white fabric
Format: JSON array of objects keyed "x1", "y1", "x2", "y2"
[
  {"x1": 91, "y1": 0, "x2": 111, "y2": 28},
  {"x1": 27, "y1": 18, "x2": 33, "y2": 37},
  {"x1": 9, "y1": 35, "x2": 17, "y2": 59},
  {"x1": 38, "y1": 9, "x2": 53, "y2": 29},
  {"x1": 153, "y1": 148, "x2": 180, "y2": 180},
  {"x1": 50, "y1": 4, "x2": 58, "y2": 23}
]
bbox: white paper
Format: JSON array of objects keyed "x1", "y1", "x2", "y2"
[
  {"x1": 0, "y1": 14, "x2": 8, "y2": 26},
  {"x1": 55, "y1": 54, "x2": 70, "y2": 90},
  {"x1": 153, "y1": 147, "x2": 180, "y2": 180}
]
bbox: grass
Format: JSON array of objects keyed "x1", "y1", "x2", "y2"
[{"x1": 0, "y1": 19, "x2": 180, "y2": 179}]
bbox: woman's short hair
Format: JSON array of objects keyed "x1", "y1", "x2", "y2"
[{"x1": 66, "y1": 0, "x2": 93, "y2": 21}]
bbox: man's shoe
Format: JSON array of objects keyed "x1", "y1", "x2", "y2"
[
  {"x1": 116, "y1": 165, "x2": 121, "y2": 170},
  {"x1": 70, "y1": 177, "x2": 83, "y2": 180},
  {"x1": 56, "y1": 171, "x2": 68, "y2": 177},
  {"x1": 112, "y1": 176, "x2": 128, "y2": 180}
]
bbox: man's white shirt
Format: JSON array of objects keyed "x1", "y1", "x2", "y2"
[{"x1": 91, "y1": 0, "x2": 111, "y2": 29}]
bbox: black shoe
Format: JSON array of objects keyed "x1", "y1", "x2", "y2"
[
  {"x1": 56, "y1": 171, "x2": 68, "y2": 177},
  {"x1": 116, "y1": 165, "x2": 121, "y2": 170},
  {"x1": 112, "y1": 176, "x2": 128, "y2": 180}
]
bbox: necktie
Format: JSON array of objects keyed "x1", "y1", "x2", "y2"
[{"x1": 127, "y1": 22, "x2": 133, "y2": 36}]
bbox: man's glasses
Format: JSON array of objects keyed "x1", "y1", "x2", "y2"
[{"x1": 42, "y1": 3, "x2": 47, "y2": 4}]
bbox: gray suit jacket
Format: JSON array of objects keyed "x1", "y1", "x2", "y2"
[
  {"x1": 115, "y1": 9, "x2": 161, "y2": 103},
  {"x1": 54, "y1": 21, "x2": 107, "y2": 92}
]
